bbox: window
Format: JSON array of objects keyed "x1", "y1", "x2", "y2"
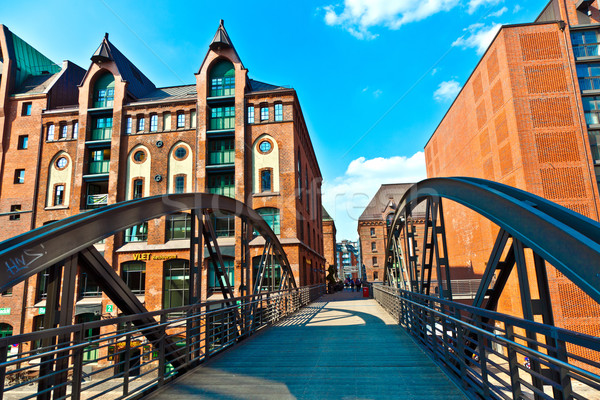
[
  {"x1": 54, "y1": 185, "x2": 65, "y2": 206},
  {"x1": 177, "y1": 113, "x2": 185, "y2": 128},
  {"x1": 371, "y1": 242, "x2": 377, "y2": 252},
  {"x1": 306, "y1": 168, "x2": 310, "y2": 213},
  {"x1": 37, "y1": 270, "x2": 49, "y2": 300},
  {"x1": 209, "y1": 60, "x2": 235, "y2": 97},
  {"x1": 577, "y1": 63, "x2": 600, "y2": 91},
  {"x1": 247, "y1": 106, "x2": 254, "y2": 124},
  {"x1": 166, "y1": 213, "x2": 191, "y2": 240},
  {"x1": 133, "y1": 179, "x2": 143, "y2": 199},
  {"x1": 126, "y1": 117, "x2": 132, "y2": 134},
  {"x1": 260, "y1": 106, "x2": 269, "y2": 121},
  {"x1": 190, "y1": 110, "x2": 197, "y2": 128},
  {"x1": 210, "y1": 106, "x2": 235, "y2": 130},
  {"x1": 572, "y1": 30, "x2": 600, "y2": 58},
  {"x1": 138, "y1": 117, "x2": 145, "y2": 132},
  {"x1": 88, "y1": 149, "x2": 110, "y2": 174},
  {"x1": 297, "y1": 155, "x2": 302, "y2": 200},
  {"x1": 252, "y1": 257, "x2": 281, "y2": 289},
  {"x1": 17, "y1": 135, "x2": 28, "y2": 150},
  {"x1": 582, "y1": 96, "x2": 600, "y2": 125},
  {"x1": 0, "y1": 324, "x2": 12, "y2": 342},
  {"x1": 174, "y1": 146, "x2": 187, "y2": 160},
  {"x1": 31, "y1": 316, "x2": 45, "y2": 352},
  {"x1": 1, "y1": 288, "x2": 11, "y2": 296},
  {"x1": 386, "y1": 213, "x2": 395, "y2": 226},
  {"x1": 258, "y1": 140, "x2": 272, "y2": 153},
  {"x1": 133, "y1": 150, "x2": 146, "y2": 163},
  {"x1": 163, "y1": 260, "x2": 190, "y2": 311},
  {"x1": 91, "y1": 116, "x2": 113, "y2": 140},
  {"x1": 257, "y1": 208, "x2": 280, "y2": 235},
  {"x1": 208, "y1": 259, "x2": 234, "y2": 291},
  {"x1": 372, "y1": 256, "x2": 378, "y2": 266},
  {"x1": 47, "y1": 124, "x2": 55, "y2": 141},
  {"x1": 79, "y1": 272, "x2": 101, "y2": 297},
  {"x1": 73, "y1": 122, "x2": 78, "y2": 139},
  {"x1": 14, "y1": 169, "x2": 25, "y2": 184},
  {"x1": 22, "y1": 102, "x2": 32, "y2": 116},
  {"x1": 163, "y1": 112, "x2": 171, "y2": 131},
  {"x1": 275, "y1": 103, "x2": 283, "y2": 121},
  {"x1": 59, "y1": 124, "x2": 67, "y2": 139},
  {"x1": 124, "y1": 223, "x2": 148, "y2": 242},
  {"x1": 9, "y1": 205, "x2": 20, "y2": 221},
  {"x1": 373, "y1": 271, "x2": 379, "y2": 280},
  {"x1": 212, "y1": 212, "x2": 234, "y2": 237},
  {"x1": 121, "y1": 261, "x2": 145, "y2": 295},
  {"x1": 261, "y1": 169, "x2": 272, "y2": 192},
  {"x1": 93, "y1": 73, "x2": 115, "y2": 108},
  {"x1": 208, "y1": 138, "x2": 234, "y2": 165},
  {"x1": 208, "y1": 173, "x2": 235, "y2": 197},
  {"x1": 370, "y1": 228, "x2": 375, "y2": 237},
  {"x1": 76, "y1": 313, "x2": 100, "y2": 362},
  {"x1": 150, "y1": 114, "x2": 158, "y2": 132},
  {"x1": 174, "y1": 175, "x2": 185, "y2": 194}
]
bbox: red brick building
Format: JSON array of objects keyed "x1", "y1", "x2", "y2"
[
  {"x1": 358, "y1": 183, "x2": 426, "y2": 283},
  {"x1": 0, "y1": 21, "x2": 326, "y2": 340},
  {"x1": 322, "y1": 206, "x2": 337, "y2": 269},
  {"x1": 425, "y1": 0, "x2": 600, "y2": 338}
]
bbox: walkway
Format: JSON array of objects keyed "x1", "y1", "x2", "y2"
[{"x1": 148, "y1": 290, "x2": 467, "y2": 400}]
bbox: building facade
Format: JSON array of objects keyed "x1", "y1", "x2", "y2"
[
  {"x1": 322, "y1": 207, "x2": 337, "y2": 269},
  {"x1": 0, "y1": 21, "x2": 326, "y2": 340},
  {"x1": 425, "y1": 0, "x2": 600, "y2": 340},
  {"x1": 336, "y1": 240, "x2": 359, "y2": 279},
  {"x1": 357, "y1": 183, "x2": 426, "y2": 283}
]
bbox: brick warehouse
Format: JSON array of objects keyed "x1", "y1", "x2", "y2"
[
  {"x1": 425, "y1": 0, "x2": 600, "y2": 344},
  {"x1": 0, "y1": 21, "x2": 327, "y2": 345}
]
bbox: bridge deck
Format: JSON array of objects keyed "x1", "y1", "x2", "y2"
[{"x1": 149, "y1": 291, "x2": 467, "y2": 400}]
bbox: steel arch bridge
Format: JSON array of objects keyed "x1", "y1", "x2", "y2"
[{"x1": 382, "y1": 177, "x2": 600, "y2": 399}]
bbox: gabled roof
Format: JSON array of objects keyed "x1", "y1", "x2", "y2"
[
  {"x1": 130, "y1": 84, "x2": 197, "y2": 104},
  {"x1": 248, "y1": 79, "x2": 289, "y2": 93},
  {"x1": 210, "y1": 20, "x2": 234, "y2": 50},
  {"x1": 359, "y1": 183, "x2": 426, "y2": 221},
  {"x1": 89, "y1": 33, "x2": 156, "y2": 99},
  {"x1": 322, "y1": 206, "x2": 333, "y2": 221},
  {"x1": 14, "y1": 73, "x2": 59, "y2": 95}
]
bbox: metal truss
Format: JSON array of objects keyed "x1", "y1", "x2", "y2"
[
  {"x1": 384, "y1": 177, "x2": 600, "y2": 397},
  {"x1": 0, "y1": 193, "x2": 297, "y2": 378}
]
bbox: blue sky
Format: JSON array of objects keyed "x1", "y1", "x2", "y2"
[{"x1": 3, "y1": 0, "x2": 550, "y2": 240}]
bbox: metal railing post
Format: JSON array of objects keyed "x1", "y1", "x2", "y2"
[
  {"x1": 0, "y1": 344, "x2": 7, "y2": 400},
  {"x1": 158, "y1": 315, "x2": 166, "y2": 387},
  {"x1": 505, "y1": 324, "x2": 523, "y2": 399},
  {"x1": 71, "y1": 326, "x2": 84, "y2": 400},
  {"x1": 123, "y1": 325, "x2": 132, "y2": 397}
]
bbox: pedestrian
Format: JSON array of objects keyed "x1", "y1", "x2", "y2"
[
  {"x1": 355, "y1": 278, "x2": 362, "y2": 293},
  {"x1": 344, "y1": 278, "x2": 349, "y2": 291},
  {"x1": 350, "y1": 278, "x2": 355, "y2": 292}
]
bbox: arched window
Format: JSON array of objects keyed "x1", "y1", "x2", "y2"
[
  {"x1": 257, "y1": 208, "x2": 280, "y2": 235},
  {"x1": 0, "y1": 323, "x2": 13, "y2": 338},
  {"x1": 209, "y1": 60, "x2": 235, "y2": 97},
  {"x1": 121, "y1": 261, "x2": 146, "y2": 295},
  {"x1": 93, "y1": 73, "x2": 115, "y2": 108},
  {"x1": 163, "y1": 259, "x2": 189, "y2": 312}
]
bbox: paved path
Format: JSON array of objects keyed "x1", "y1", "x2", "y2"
[{"x1": 149, "y1": 291, "x2": 467, "y2": 400}]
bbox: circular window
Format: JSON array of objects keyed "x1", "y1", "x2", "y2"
[
  {"x1": 258, "y1": 140, "x2": 272, "y2": 154},
  {"x1": 174, "y1": 146, "x2": 188, "y2": 160},
  {"x1": 133, "y1": 150, "x2": 146, "y2": 163},
  {"x1": 56, "y1": 157, "x2": 68, "y2": 169}
]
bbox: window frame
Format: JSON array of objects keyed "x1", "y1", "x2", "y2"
[
  {"x1": 132, "y1": 178, "x2": 144, "y2": 200},
  {"x1": 47, "y1": 124, "x2": 55, "y2": 141},
  {"x1": 260, "y1": 106, "x2": 269, "y2": 121},
  {"x1": 9, "y1": 205, "x2": 21, "y2": 221},
  {"x1": 17, "y1": 135, "x2": 28, "y2": 150},
  {"x1": 14, "y1": 169, "x2": 25, "y2": 184},
  {"x1": 260, "y1": 168, "x2": 273, "y2": 193},
  {"x1": 53, "y1": 184, "x2": 65, "y2": 206},
  {"x1": 174, "y1": 174, "x2": 186, "y2": 194},
  {"x1": 247, "y1": 106, "x2": 254, "y2": 124},
  {"x1": 22, "y1": 102, "x2": 32, "y2": 116},
  {"x1": 150, "y1": 114, "x2": 158, "y2": 132},
  {"x1": 176, "y1": 113, "x2": 185, "y2": 129},
  {"x1": 121, "y1": 261, "x2": 146, "y2": 295},
  {"x1": 166, "y1": 213, "x2": 192, "y2": 240},
  {"x1": 274, "y1": 103, "x2": 283, "y2": 122}
]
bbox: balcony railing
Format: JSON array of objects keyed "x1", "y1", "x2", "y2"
[
  {"x1": 90, "y1": 128, "x2": 112, "y2": 141},
  {"x1": 88, "y1": 160, "x2": 110, "y2": 174},
  {"x1": 209, "y1": 117, "x2": 235, "y2": 131},
  {"x1": 208, "y1": 150, "x2": 234, "y2": 165},
  {"x1": 87, "y1": 194, "x2": 108, "y2": 206}
]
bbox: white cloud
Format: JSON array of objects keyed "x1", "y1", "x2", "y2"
[
  {"x1": 321, "y1": 0, "x2": 461, "y2": 39},
  {"x1": 373, "y1": 89, "x2": 383, "y2": 98},
  {"x1": 487, "y1": 6, "x2": 507, "y2": 18},
  {"x1": 467, "y1": 0, "x2": 503, "y2": 14},
  {"x1": 513, "y1": 5, "x2": 522, "y2": 13},
  {"x1": 322, "y1": 152, "x2": 427, "y2": 240},
  {"x1": 434, "y1": 80, "x2": 462, "y2": 101},
  {"x1": 452, "y1": 23, "x2": 501, "y2": 54}
]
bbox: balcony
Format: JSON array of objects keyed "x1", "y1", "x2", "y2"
[
  {"x1": 208, "y1": 150, "x2": 234, "y2": 165},
  {"x1": 87, "y1": 194, "x2": 108, "y2": 207},
  {"x1": 89, "y1": 160, "x2": 110, "y2": 175},
  {"x1": 93, "y1": 99, "x2": 114, "y2": 109},
  {"x1": 209, "y1": 117, "x2": 235, "y2": 131},
  {"x1": 90, "y1": 128, "x2": 112, "y2": 141},
  {"x1": 208, "y1": 186, "x2": 235, "y2": 198}
]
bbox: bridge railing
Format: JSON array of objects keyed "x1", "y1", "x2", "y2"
[
  {"x1": 0, "y1": 284, "x2": 325, "y2": 400},
  {"x1": 373, "y1": 285, "x2": 600, "y2": 399}
]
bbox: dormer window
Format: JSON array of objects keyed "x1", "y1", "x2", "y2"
[
  {"x1": 93, "y1": 73, "x2": 115, "y2": 108},
  {"x1": 209, "y1": 60, "x2": 235, "y2": 97}
]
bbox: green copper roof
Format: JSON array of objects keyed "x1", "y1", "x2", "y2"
[{"x1": 9, "y1": 30, "x2": 61, "y2": 89}]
